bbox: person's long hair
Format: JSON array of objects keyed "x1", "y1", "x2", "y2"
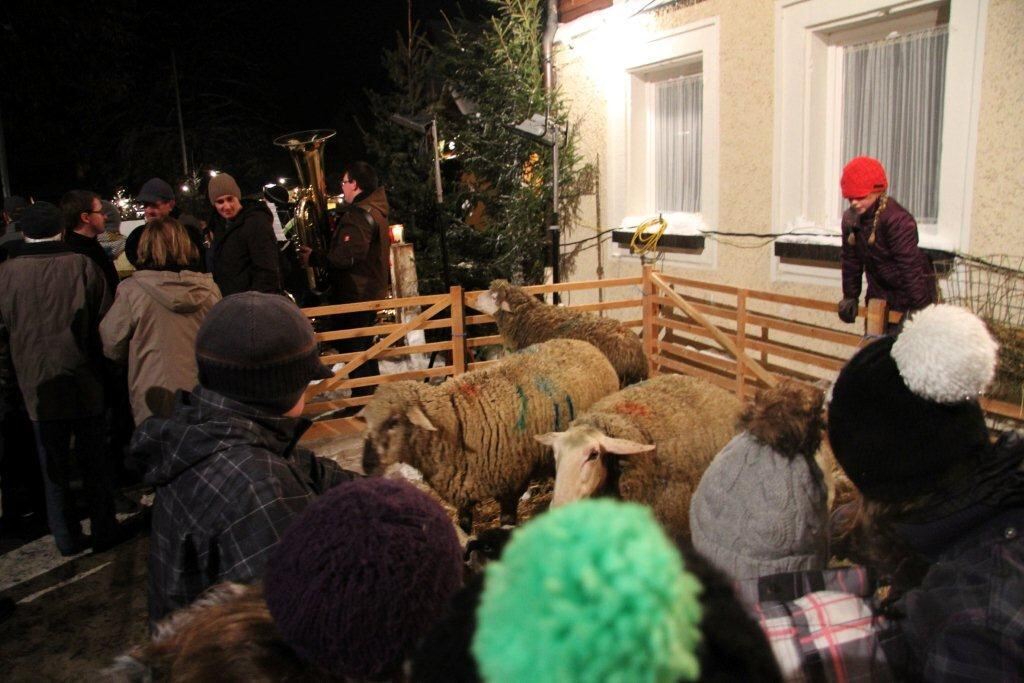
[
  {"x1": 136, "y1": 217, "x2": 199, "y2": 270},
  {"x1": 108, "y1": 583, "x2": 332, "y2": 682}
]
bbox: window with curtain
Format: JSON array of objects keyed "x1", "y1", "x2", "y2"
[
  {"x1": 841, "y1": 26, "x2": 948, "y2": 222},
  {"x1": 655, "y1": 73, "x2": 703, "y2": 214}
]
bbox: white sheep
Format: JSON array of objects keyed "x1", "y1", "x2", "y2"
[
  {"x1": 361, "y1": 339, "x2": 620, "y2": 531},
  {"x1": 535, "y1": 373, "x2": 741, "y2": 539},
  {"x1": 474, "y1": 279, "x2": 649, "y2": 387}
]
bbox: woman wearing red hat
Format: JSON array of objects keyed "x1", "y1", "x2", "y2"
[{"x1": 837, "y1": 156, "x2": 936, "y2": 327}]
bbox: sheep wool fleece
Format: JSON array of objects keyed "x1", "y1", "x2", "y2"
[
  {"x1": 362, "y1": 339, "x2": 619, "y2": 513},
  {"x1": 489, "y1": 280, "x2": 648, "y2": 387},
  {"x1": 573, "y1": 374, "x2": 742, "y2": 538}
]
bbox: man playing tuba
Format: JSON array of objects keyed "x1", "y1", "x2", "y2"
[{"x1": 299, "y1": 161, "x2": 390, "y2": 397}]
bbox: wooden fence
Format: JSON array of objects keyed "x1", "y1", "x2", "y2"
[{"x1": 299, "y1": 266, "x2": 1022, "y2": 441}]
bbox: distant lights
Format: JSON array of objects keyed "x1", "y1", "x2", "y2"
[
  {"x1": 209, "y1": 170, "x2": 219, "y2": 178},
  {"x1": 278, "y1": 177, "x2": 287, "y2": 185},
  {"x1": 181, "y1": 184, "x2": 190, "y2": 192}
]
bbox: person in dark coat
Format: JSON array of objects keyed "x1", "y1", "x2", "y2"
[
  {"x1": 299, "y1": 161, "x2": 390, "y2": 396},
  {"x1": 125, "y1": 178, "x2": 207, "y2": 271},
  {"x1": 837, "y1": 156, "x2": 936, "y2": 326},
  {"x1": 132, "y1": 291, "x2": 354, "y2": 626},
  {"x1": 828, "y1": 304, "x2": 1024, "y2": 679},
  {"x1": 207, "y1": 173, "x2": 281, "y2": 296},
  {"x1": 60, "y1": 190, "x2": 121, "y2": 295},
  {"x1": 0, "y1": 202, "x2": 118, "y2": 556}
]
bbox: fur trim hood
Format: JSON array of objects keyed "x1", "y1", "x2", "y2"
[{"x1": 740, "y1": 380, "x2": 824, "y2": 458}]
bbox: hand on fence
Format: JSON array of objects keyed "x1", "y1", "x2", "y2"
[
  {"x1": 837, "y1": 298, "x2": 859, "y2": 323},
  {"x1": 298, "y1": 245, "x2": 312, "y2": 268}
]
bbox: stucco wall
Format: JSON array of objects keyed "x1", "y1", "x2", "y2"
[
  {"x1": 556, "y1": 0, "x2": 1023, "y2": 313},
  {"x1": 969, "y1": 0, "x2": 1024, "y2": 258}
]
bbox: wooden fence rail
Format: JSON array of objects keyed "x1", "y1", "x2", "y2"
[{"x1": 299, "y1": 269, "x2": 1022, "y2": 441}]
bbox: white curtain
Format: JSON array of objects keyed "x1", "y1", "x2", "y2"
[
  {"x1": 655, "y1": 73, "x2": 703, "y2": 214},
  {"x1": 841, "y1": 26, "x2": 948, "y2": 222}
]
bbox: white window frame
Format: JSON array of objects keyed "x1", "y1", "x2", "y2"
[
  {"x1": 604, "y1": 17, "x2": 720, "y2": 268},
  {"x1": 772, "y1": 0, "x2": 987, "y2": 287}
]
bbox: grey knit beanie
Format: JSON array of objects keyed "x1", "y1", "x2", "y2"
[
  {"x1": 689, "y1": 431, "x2": 829, "y2": 580},
  {"x1": 195, "y1": 292, "x2": 333, "y2": 413},
  {"x1": 208, "y1": 173, "x2": 242, "y2": 203}
]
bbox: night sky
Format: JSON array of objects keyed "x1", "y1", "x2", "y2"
[{"x1": 1, "y1": 0, "x2": 489, "y2": 203}]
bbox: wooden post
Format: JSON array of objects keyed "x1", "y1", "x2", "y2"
[
  {"x1": 866, "y1": 298, "x2": 888, "y2": 337},
  {"x1": 450, "y1": 286, "x2": 467, "y2": 376},
  {"x1": 642, "y1": 265, "x2": 658, "y2": 376},
  {"x1": 735, "y1": 289, "x2": 747, "y2": 399}
]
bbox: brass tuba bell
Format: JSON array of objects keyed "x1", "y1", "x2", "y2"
[{"x1": 273, "y1": 129, "x2": 336, "y2": 294}]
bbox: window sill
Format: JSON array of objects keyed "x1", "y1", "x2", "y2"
[{"x1": 773, "y1": 240, "x2": 955, "y2": 266}]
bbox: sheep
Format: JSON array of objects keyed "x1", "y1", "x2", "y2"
[
  {"x1": 473, "y1": 279, "x2": 649, "y2": 387},
  {"x1": 535, "y1": 373, "x2": 741, "y2": 539},
  {"x1": 360, "y1": 338, "x2": 620, "y2": 532}
]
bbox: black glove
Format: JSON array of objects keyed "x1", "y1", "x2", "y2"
[{"x1": 838, "y1": 298, "x2": 859, "y2": 323}]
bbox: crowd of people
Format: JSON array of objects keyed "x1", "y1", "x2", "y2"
[{"x1": 0, "y1": 156, "x2": 1020, "y2": 681}]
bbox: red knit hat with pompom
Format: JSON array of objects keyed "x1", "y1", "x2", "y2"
[{"x1": 840, "y1": 156, "x2": 888, "y2": 199}]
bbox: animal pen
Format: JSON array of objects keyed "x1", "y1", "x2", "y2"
[{"x1": 299, "y1": 264, "x2": 1024, "y2": 443}]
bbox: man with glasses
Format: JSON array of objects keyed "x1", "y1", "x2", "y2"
[
  {"x1": 299, "y1": 161, "x2": 390, "y2": 399},
  {"x1": 60, "y1": 190, "x2": 120, "y2": 294}
]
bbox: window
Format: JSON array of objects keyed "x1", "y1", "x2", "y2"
[
  {"x1": 655, "y1": 72, "x2": 703, "y2": 213},
  {"x1": 773, "y1": 0, "x2": 987, "y2": 284},
  {"x1": 605, "y1": 17, "x2": 719, "y2": 267},
  {"x1": 841, "y1": 27, "x2": 948, "y2": 222}
]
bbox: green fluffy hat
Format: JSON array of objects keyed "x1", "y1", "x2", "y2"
[{"x1": 473, "y1": 500, "x2": 704, "y2": 682}]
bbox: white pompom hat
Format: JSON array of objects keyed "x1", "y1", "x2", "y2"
[{"x1": 827, "y1": 305, "x2": 998, "y2": 501}]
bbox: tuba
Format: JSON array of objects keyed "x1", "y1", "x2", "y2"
[{"x1": 273, "y1": 129, "x2": 336, "y2": 293}]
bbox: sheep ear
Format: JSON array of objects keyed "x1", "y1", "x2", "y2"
[
  {"x1": 405, "y1": 405, "x2": 437, "y2": 431},
  {"x1": 499, "y1": 300, "x2": 512, "y2": 312},
  {"x1": 599, "y1": 436, "x2": 655, "y2": 456},
  {"x1": 534, "y1": 432, "x2": 562, "y2": 447}
]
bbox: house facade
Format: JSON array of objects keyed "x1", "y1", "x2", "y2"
[{"x1": 553, "y1": 0, "x2": 1023, "y2": 308}]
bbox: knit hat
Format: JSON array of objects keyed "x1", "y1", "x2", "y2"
[
  {"x1": 19, "y1": 201, "x2": 63, "y2": 239},
  {"x1": 473, "y1": 500, "x2": 704, "y2": 682},
  {"x1": 827, "y1": 304, "x2": 998, "y2": 502},
  {"x1": 195, "y1": 292, "x2": 333, "y2": 412},
  {"x1": 690, "y1": 431, "x2": 829, "y2": 580},
  {"x1": 264, "y1": 478, "x2": 463, "y2": 680},
  {"x1": 840, "y1": 156, "x2": 888, "y2": 199},
  {"x1": 137, "y1": 177, "x2": 175, "y2": 203},
  {"x1": 208, "y1": 173, "x2": 242, "y2": 203}
]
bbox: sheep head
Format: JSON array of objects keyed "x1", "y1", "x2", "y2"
[
  {"x1": 473, "y1": 279, "x2": 515, "y2": 316},
  {"x1": 360, "y1": 383, "x2": 437, "y2": 476},
  {"x1": 536, "y1": 426, "x2": 654, "y2": 507}
]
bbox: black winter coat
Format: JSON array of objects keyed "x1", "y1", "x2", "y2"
[
  {"x1": 65, "y1": 229, "x2": 120, "y2": 295},
  {"x1": 840, "y1": 197, "x2": 936, "y2": 313},
  {"x1": 319, "y1": 187, "x2": 390, "y2": 304},
  {"x1": 211, "y1": 200, "x2": 281, "y2": 296},
  {"x1": 134, "y1": 386, "x2": 355, "y2": 625}
]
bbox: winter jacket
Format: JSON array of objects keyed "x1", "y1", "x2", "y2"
[
  {"x1": 319, "y1": 187, "x2": 390, "y2": 303},
  {"x1": 99, "y1": 269, "x2": 221, "y2": 423},
  {"x1": 882, "y1": 431, "x2": 1024, "y2": 680},
  {"x1": 134, "y1": 385, "x2": 355, "y2": 624},
  {"x1": 0, "y1": 241, "x2": 111, "y2": 421},
  {"x1": 211, "y1": 200, "x2": 281, "y2": 296},
  {"x1": 840, "y1": 197, "x2": 936, "y2": 313},
  {"x1": 65, "y1": 229, "x2": 121, "y2": 296}
]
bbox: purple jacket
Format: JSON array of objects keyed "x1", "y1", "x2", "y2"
[{"x1": 840, "y1": 197, "x2": 936, "y2": 312}]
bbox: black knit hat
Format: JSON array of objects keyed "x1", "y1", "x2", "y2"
[
  {"x1": 19, "y1": 201, "x2": 62, "y2": 239},
  {"x1": 265, "y1": 478, "x2": 463, "y2": 680},
  {"x1": 827, "y1": 305, "x2": 998, "y2": 502},
  {"x1": 195, "y1": 292, "x2": 332, "y2": 412},
  {"x1": 137, "y1": 177, "x2": 175, "y2": 203}
]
